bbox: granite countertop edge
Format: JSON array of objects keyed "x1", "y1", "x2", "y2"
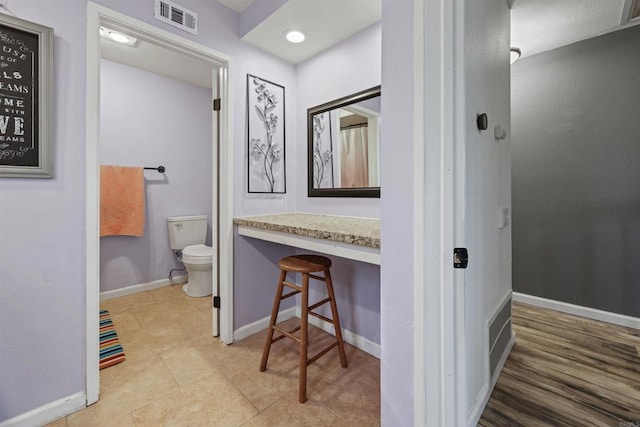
[{"x1": 233, "y1": 215, "x2": 380, "y2": 249}]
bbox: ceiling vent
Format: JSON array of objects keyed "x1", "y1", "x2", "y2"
[{"x1": 154, "y1": 0, "x2": 198, "y2": 35}]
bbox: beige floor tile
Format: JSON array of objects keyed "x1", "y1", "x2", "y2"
[
  {"x1": 88, "y1": 288, "x2": 380, "y2": 426},
  {"x1": 116, "y1": 321, "x2": 192, "y2": 363},
  {"x1": 187, "y1": 376, "x2": 259, "y2": 426},
  {"x1": 315, "y1": 353, "x2": 380, "y2": 426},
  {"x1": 132, "y1": 374, "x2": 258, "y2": 427},
  {"x1": 187, "y1": 294, "x2": 214, "y2": 311},
  {"x1": 96, "y1": 354, "x2": 179, "y2": 417},
  {"x1": 44, "y1": 417, "x2": 67, "y2": 427},
  {"x1": 220, "y1": 346, "x2": 299, "y2": 411},
  {"x1": 109, "y1": 310, "x2": 143, "y2": 335},
  {"x1": 131, "y1": 391, "x2": 209, "y2": 426},
  {"x1": 100, "y1": 292, "x2": 156, "y2": 315},
  {"x1": 160, "y1": 339, "x2": 225, "y2": 386},
  {"x1": 132, "y1": 298, "x2": 198, "y2": 329},
  {"x1": 67, "y1": 407, "x2": 136, "y2": 427},
  {"x1": 177, "y1": 306, "x2": 214, "y2": 339},
  {"x1": 149, "y1": 283, "x2": 187, "y2": 302},
  {"x1": 242, "y1": 391, "x2": 346, "y2": 427}
]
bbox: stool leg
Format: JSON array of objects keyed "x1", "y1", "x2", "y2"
[
  {"x1": 299, "y1": 272, "x2": 309, "y2": 403},
  {"x1": 325, "y1": 268, "x2": 348, "y2": 368},
  {"x1": 260, "y1": 269, "x2": 287, "y2": 372}
]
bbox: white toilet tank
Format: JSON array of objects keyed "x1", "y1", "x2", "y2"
[{"x1": 167, "y1": 215, "x2": 208, "y2": 250}]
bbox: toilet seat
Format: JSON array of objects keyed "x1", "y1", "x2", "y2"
[{"x1": 182, "y1": 244, "x2": 213, "y2": 265}]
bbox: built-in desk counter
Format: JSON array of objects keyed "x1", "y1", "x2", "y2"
[{"x1": 233, "y1": 213, "x2": 380, "y2": 265}]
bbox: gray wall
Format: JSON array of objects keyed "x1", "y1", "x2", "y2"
[{"x1": 512, "y1": 25, "x2": 640, "y2": 317}]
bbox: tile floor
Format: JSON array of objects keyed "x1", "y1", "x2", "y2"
[{"x1": 46, "y1": 283, "x2": 380, "y2": 426}]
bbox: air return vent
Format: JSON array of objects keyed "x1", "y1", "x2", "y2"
[{"x1": 154, "y1": 0, "x2": 198, "y2": 35}]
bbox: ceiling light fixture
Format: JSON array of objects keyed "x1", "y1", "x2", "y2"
[
  {"x1": 510, "y1": 47, "x2": 521, "y2": 64},
  {"x1": 284, "y1": 30, "x2": 306, "y2": 44},
  {"x1": 100, "y1": 26, "x2": 138, "y2": 47}
]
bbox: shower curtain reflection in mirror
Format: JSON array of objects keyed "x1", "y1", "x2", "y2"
[
  {"x1": 313, "y1": 108, "x2": 379, "y2": 189},
  {"x1": 340, "y1": 115, "x2": 369, "y2": 188}
]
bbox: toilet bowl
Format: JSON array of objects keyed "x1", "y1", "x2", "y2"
[{"x1": 182, "y1": 244, "x2": 213, "y2": 297}]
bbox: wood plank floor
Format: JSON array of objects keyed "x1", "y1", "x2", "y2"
[{"x1": 479, "y1": 302, "x2": 640, "y2": 426}]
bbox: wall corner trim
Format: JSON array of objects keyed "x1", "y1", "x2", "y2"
[
  {"x1": 0, "y1": 392, "x2": 86, "y2": 427},
  {"x1": 513, "y1": 292, "x2": 640, "y2": 330}
]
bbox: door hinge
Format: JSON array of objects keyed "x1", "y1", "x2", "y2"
[
  {"x1": 213, "y1": 296, "x2": 221, "y2": 308},
  {"x1": 454, "y1": 248, "x2": 468, "y2": 269},
  {"x1": 213, "y1": 98, "x2": 221, "y2": 111}
]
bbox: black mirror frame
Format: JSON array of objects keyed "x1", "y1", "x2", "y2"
[{"x1": 307, "y1": 86, "x2": 381, "y2": 198}]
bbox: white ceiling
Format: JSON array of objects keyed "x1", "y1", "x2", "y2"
[
  {"x1": 100, "y1": 36, "x2": 215, "y2": 89},
  {"x1": 101, "y1": 0, "x2": 637, "y2": 90},
  {"x1": 240, "y1": 0, "x2": 381, "y2": 64},
  {"x1": 216, "y1": 0, "x2": 254, "y2": 13},
  {"x1": 511, "y1": 0, "x2": 629, "y2": 59}
]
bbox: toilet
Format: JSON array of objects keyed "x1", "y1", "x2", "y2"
[{"x1": 167, "y1": 215, "x2": 213, "y2": 297}]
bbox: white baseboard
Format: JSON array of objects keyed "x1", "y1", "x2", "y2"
[
  {"x1": 233, "y1": 306, "x2": 381, "y2": 359},
  {"x1": 513, "y1": 292, "x2": 640, "y2": 330},
  {"x1": 466, "y1": 334, "x2": 516, "y2": 427},
  {"x1": 233, "y1": 307, "x2": 297, "y2": 342},
  {"x1": 295, "y1": 307, "x2": 381, "y2": 359},
  {"x1": 0, "y1": 392, "x2": 86, "y2": 427},
  {"x1": 100, "y1": 275, "x2": 188, "y2": 301}
]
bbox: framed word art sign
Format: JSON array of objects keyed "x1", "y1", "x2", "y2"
[{"x1": 0, "y1": 14, "x2": 53, "y2": 178}]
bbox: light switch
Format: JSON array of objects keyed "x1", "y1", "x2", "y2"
[{"x1": 499, "y1": 207, "x2": 510, "y2": 229}]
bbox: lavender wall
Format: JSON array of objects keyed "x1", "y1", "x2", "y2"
[
  {"x1": 0, "y1": 0, "x2": 297, "y2": 422},
  {"x1": 380, "y1": 1, "x2": 415, "y2": 424},
  {"x1": 293, "y1": 23, "x2": 382, "y2": 345},
  {"x1": 99, "y1": 59, "x2": 212, "y2": 292},
  {"x1": 0, "y1": 1, "x2": 87, "y2": 420},
  {"x1": 296, "y1": 22, "x2": 381, "y2": 217}
]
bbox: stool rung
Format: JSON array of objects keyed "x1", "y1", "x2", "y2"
[
  {"x1": 307, "y1": 341, "x2": 338, "y2": 366},
  {"x1": 272, "y1": 324, "x2": 302, "y2": 344},
  {"x1": 308, "y1": 297, "x2": 331, "y2": 311},
  {"x1": 280, "y1": 289, "x2": 300, "y2": 300},
  {"x1": 309, "y1": 311, "x2": 333, "y2": 324},
  {"x1": 283, "y1": 281, "x2": 302, "y2": 291},
  {"x1": 261, "y1": 256, "x2": 349, "y2": 404}
]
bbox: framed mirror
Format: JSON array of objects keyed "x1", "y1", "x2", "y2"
[{"x1": 307, "y1": 86, "x2": 381, "y2": 198}]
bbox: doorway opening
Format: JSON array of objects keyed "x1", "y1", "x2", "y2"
[{"x1": 86, "y1": 2, "x2": 234, "y2": 406}]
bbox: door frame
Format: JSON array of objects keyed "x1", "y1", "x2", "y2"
[
  {"x1": 413, "y1": 0, "x2": 466, "y2": 424},
  {"x1": 85, "y1": 2, "x2": 235, "y2": 405}
]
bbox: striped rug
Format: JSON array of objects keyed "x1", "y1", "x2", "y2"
[{"x1": 99, "y1": 309, "x2": 126, "y2": 369}]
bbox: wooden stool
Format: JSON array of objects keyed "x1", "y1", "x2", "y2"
[{"x1": 260, "y1": 254, "x2": 348, "y2": 403}]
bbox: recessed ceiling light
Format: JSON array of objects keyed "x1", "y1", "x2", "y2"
[
  {"x1": 285, "y1": 30, "x2": 306, "y2": 44},
  {"x1": 100, "y1": 26, "x2": 138, "y2": 47}
]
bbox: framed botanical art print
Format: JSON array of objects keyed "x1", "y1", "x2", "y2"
[
  {"x1": 247, "y1": 74, "x2": 286, "y2": 193},
  {"x1": 0, "y1": 14, "x2": 53, "y2": 178}
]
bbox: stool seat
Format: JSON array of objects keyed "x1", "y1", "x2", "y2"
[
  {"x1": 260, "y1": 254, "x2": 347, "y2": 403},
  {"x1": 279, "y1": 255, "x2": 331, "y2": 273}
]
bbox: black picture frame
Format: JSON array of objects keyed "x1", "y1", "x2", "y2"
[
  {"x1": 0, "y1": 14, "x2": 53, "y2": 178},
  {"x1": 247, "y1": 74, "x2": 286, "y2": 194}
]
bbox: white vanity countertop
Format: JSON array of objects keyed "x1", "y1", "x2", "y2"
[{"x1": 233, "y1": 212, "x2": 380, "y2": 249}]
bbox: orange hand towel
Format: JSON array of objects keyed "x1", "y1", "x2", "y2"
[{"x1": 100, "y1": 165, "x2": 145, "y2": 237}]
